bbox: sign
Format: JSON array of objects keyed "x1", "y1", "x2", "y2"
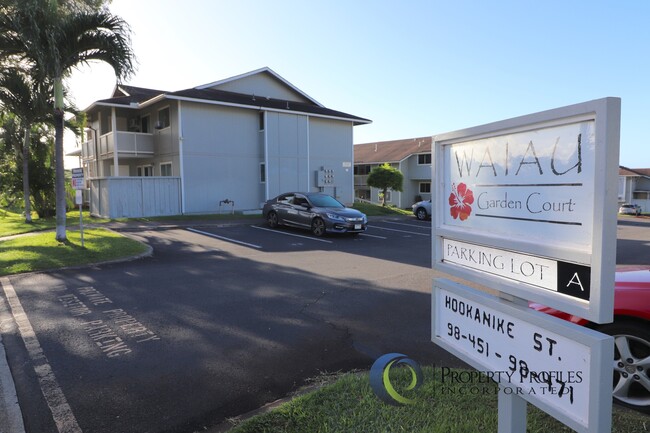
[
  {"x1": 443, "y1": 239, "x2": 591, "y2": 300},
  {"x1": 432, "y1": 98, "x2": 621, "y2": 323},
  {"x1": 432, "y1": 279, "x2": 613, "y2": 433},
  {"x1": 71, "y1": 167, "x2": 85, "y2": 190}
]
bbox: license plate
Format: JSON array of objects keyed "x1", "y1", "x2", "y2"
[{"x1": 354, "y1": 224, "x2": 362, "y2": 230}]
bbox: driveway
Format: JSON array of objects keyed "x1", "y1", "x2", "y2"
[
  {"x1": 1, "y1": 217, "x2": 459, "y2": 433},
  {"x1": 2, "y1": 216, "x2": 650, "y2": 433}
]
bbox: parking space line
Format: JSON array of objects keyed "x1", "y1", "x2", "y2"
[
  {"x1": 251, "y1": 225, "x2": 333, "y2": 243},
  {"x1": 1, "y1": 277, "x2": 82, "y2": 433},
  {"x1": 380, "y1": 220, "x2": 431, "y2": 229},
  {"x1": 359, "y1": 233, "x2": 388, "y2": 239},
  {"x1": 187, "y1": 228, "x2": 263, "y2": 249},
  {"x1": 368, "y1": 225, "x2": 431, "y2": 236}
]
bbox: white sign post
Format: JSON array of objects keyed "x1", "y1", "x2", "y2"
[{"x1": 431, "y1": 98, "x2": 620, "y2": 433}]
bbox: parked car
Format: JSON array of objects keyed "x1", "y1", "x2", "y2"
[
  {"x1": 530, "y1": 267, "x2": 650, "y2": 413},
  {"x1": 412, "y1": 199, "x2": 432, "y2": 220},
  {"x1": 619, "y1": 203, "x2": 642, "y2": 216},
  {"x1": 262, "y1": 192, "x2": 367, "y2": 236}
]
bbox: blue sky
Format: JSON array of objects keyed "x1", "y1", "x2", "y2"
[{"x1": 68, "y1": 0, "x2": 650, "y2": 167}]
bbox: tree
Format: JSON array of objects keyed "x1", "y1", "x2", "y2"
[
  {"x1": 0, "y1": 68, "x2": 51, "y2": 222},
  {"x1": 0, "y1": 0, "x2": 135, "y2": 241},
  {"x1": 367, "y1": 163, "x2": 404, "y2": 207},
  {"x1": 0, "y1": 114, "x2": 56, "y2": 217}
]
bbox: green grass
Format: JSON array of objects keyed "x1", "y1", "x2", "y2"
[
  {"x1": 0, "y1": 228, "x2": 148, "y2": 276},
  {"x1": 228, "y1": 367, "x2": 650, "y2": 433},
  {"x1": 352, "y1": 202, "x2": 412, "y2": 217},
  {"x1": 0, "y1": 208, "x2": 113, "y2": 237}
]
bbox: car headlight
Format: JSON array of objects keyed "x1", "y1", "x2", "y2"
[{"x1": 326, "y1": 213, "x2": 345, "y2": 221}]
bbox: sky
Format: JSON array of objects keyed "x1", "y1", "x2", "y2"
[{"x1": 67, "y1": 0, "x2": 650, "y2": 168}]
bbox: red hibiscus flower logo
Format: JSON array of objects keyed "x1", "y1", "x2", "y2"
[{"x1": 449, "y1": 182, "x2": 474, "y2": 221}]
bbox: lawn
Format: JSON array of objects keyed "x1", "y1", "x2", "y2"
[
  {"x1": 0, "y1": 228, "x2": 148, "y2": 276},
  {"x1": 0, "y1": 208, "x2": 112, "y2": 237},
  {"x1": 228, "y1": 367, "x2": 650, "y2": 433},
  {"x1": 352, "y1": 201, "x2": 412, "y2": 217}
]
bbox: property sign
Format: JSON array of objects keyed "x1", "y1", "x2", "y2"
[
  {"x1": 443, "y1": 239, "x2": 591, "y2": 300},
  {"x1": 71, "y1": 167, "x2": 85, "y2": 190},
  {"x1": 432, "y1": 98, "x2": 621, "y2": 323},
  {"x1": 432, "y1": 279, "x2": 613, "y2": 433}
]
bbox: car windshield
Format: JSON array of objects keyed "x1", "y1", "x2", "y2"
[{"x1": 308, "y1": 195, "x2": 344, "y2": 208}]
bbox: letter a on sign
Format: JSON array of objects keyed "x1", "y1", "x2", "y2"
[
  {"x1": 567, "y1": 272, "x2": 585, "y2": 291},
  {"x1": 557, "y1": 262, "x2": 591, "y2": 300}
]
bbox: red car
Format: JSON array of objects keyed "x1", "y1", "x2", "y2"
[{"x1": 531, "y1": 267, "x2": 650, "y2": 413}]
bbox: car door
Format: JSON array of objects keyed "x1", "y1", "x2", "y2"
[
  {"x1": 291, "y1": 194, "x2": 313, "y2": 228},
  {"x1": 274, "y1": 193, "x2": 295, "y2": 224}
]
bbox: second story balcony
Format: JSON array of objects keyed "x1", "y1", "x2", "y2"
[
  {"x1": 354, "y1": 174, "x2": 369, "y2": 186},
  {"x1": 96, "y1": 131, "x2": 154, "y2": 159}
]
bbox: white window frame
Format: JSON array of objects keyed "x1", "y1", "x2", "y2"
[
  {"x1": 419, "y1": 182, "x2": 431, "y2": 193},
  {"x1": 160, "y1": 162, "x2": 172, "y2": 176},
  {"x1": 417, "y1": 153, "x2": 432, "y2": 165},
  {"x1": 137, "y1": 164, "x2": 154, "y2": 177},
  {"x1": 156, "y1": 106, "x2": 170, "y2": 130}
]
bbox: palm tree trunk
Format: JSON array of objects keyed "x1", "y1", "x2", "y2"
[
  {"x1": 54, "y1": 78, "x2": 66, "y2": 241},
  {"x1": 22, "y1": 125, "x2": 32, "y2": 223}
]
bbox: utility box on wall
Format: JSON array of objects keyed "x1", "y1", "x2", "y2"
[{"x1": 317, "y1": 167, "x2": 335, "y2": 187}]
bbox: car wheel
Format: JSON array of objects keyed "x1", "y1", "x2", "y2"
[
  {"x1": 311, "y1": 217, "x2": 326, "y2": 237},
  {"x1": 595, "y1": 320, "x2": 650, "y2": 413},
  {"x1": 415, "y1": 207, "x2": 428, "y2": 220},
  {"x1": 267, "y1": 211, "x2": 279, "y2": 228}
]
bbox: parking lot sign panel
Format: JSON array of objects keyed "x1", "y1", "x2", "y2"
[{"x1": 432, "y1": 98, "x2": 621, "y2": 323}]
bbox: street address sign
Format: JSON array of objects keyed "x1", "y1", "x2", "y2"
[
  {"x1": 71, "y1": 167, "x2": 85, "y2": 190},
  {"x1": 432, "y1": 98, "x2": 621, "y2": 323},
  {"x1": 432, "y1": 279, "x2": 613, "y2": 433}
]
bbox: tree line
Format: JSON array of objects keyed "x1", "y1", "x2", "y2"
[{"x1": 0, "y1": 0, "x2": 134, "y2": 241}]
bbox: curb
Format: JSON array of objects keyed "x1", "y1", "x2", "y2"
[{"x1": 0, "y1": 331, "x2": 24, "y2": 433}]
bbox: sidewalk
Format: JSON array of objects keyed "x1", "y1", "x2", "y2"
[{"x1": 0, "y1": 314, "x2": 25, "y2": 433}]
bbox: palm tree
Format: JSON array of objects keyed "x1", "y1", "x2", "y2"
[
  {"x1": 0, "y1": 0, "x2": 135, "y2": 240},
  {"x1": 0, "y1": 68, "x2": 51, "y2": 222}
]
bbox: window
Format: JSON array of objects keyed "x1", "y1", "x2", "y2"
[
  {"x1": 259, "y1": 112, "x2": 265, "y2": 131},
  {"x1": 418, "y1": 154, "x2": 432, "y2": 165},
  {"x1": 141, "y1": 115, "x2": 150, "y2": 133},
  {"x1": 354, "y1": 165, "x2": 371, "y2": 175},
  {"x1": 157, "y1": 107, "x2": 170, "y2": 129},
  {"x1": 419, "y1": 182, "x2": 431, "y2": 193},
  {"x1": 160, "y1": 162, "x2": 172, "y2": 176},
  {"x1": 260, "y1": 163, "x2": 266, "y2": 183},
  {"x1": 137, "y1": 165, "x2": 153, "y2": 176}
]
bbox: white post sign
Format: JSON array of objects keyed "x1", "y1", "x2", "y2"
[
  {"x1": 71, "y1": 167, "x2": 85, "y2": 190},
  {"x1": 432, "y1": 98, "x2": 621, "y2": 323},
  {"x1": 432, "y1": 279, "x2": 613, "y2": 433}
]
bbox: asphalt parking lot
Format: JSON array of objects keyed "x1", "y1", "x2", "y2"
[
  {"x1": 1, "y1": 216, "x2": 455, "y2": 433},
  {"x1": 2, "y1": 215, "x2": 650, "y2": 433}
]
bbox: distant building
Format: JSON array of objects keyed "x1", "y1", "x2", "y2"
[
  {"x1": 354, "y1": 136, "x2": 431, "y2": 208},
  {"x1": 619, "y1": 166, "x2": 650, "y2": 212},
  {"x1": 73, "y1": 67, "x2": 370, "y2": 218}
]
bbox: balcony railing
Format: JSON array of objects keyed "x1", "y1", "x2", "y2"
[
  {"x1": 354, "y1": 175, "x2": 369, "y2": 186},
  {"x1": 98, "y1": 131, "x2": 154, "y2": 158}
]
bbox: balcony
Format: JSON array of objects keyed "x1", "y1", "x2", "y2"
[
  {"x1": 354, "y1": 175, "x2": 369, "y2": 186},
  {"x1": 98, "y1": 131, "x2": 154, "y2": 159}
]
